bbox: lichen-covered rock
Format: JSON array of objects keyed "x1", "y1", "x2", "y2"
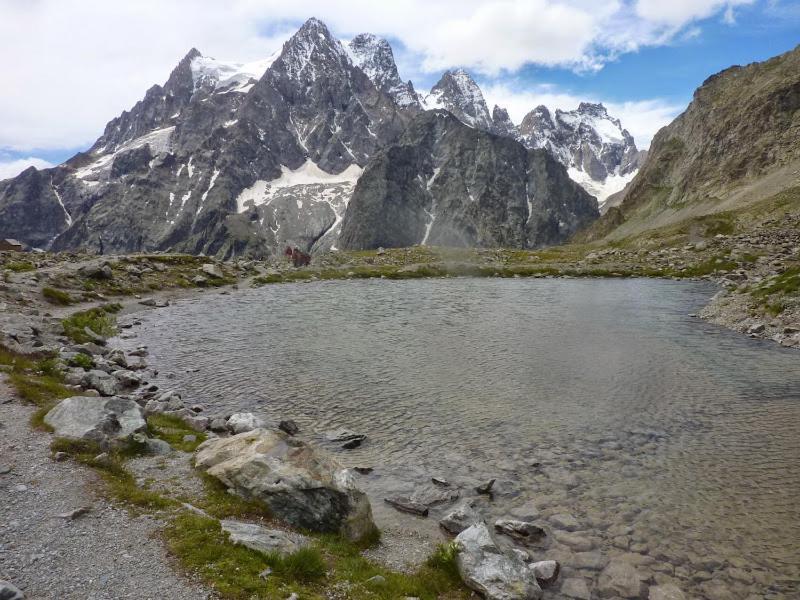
[
  {"x1": 454, "y1": 522, "x2": 542, "y2": 600},
  {"x1": 195, "y1": 429, "x2": 375, "y2": 541},
  {"x1": 44, "y1": 396, "x2": 146, "y2": 446},
  {"x1": 221, "y1": 519, "x2": 308, "y2": 556}
]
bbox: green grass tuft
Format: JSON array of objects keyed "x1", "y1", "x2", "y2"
[
  {"x1": 42, "y1": 286, "x2": 74, "y2": 305},
  {"x1": 62, "y1": 305, "x2": 119, "y2": 343},
  {"x1": 147, "y1": 413, "x2": 208, "y2": 452},
  {"x1": 6, "y1": 260, "x2": 36, "y2": 272}
]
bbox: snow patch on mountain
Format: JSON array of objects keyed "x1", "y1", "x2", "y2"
[
  {"x1": 236, "y1": 160, "x2": 363, "y2": 213},
  {"x1": 74, "y1": 126, "x2": 175, "y2": 181},
  {"x1": 190, "y1": 53, "x2": 278, "y2": 93},
  {"x1": 567, "y1": 167, "x2": 636, "y2": 206}
]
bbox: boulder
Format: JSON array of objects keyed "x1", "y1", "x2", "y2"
[
  {"x1": 279, "y1": 419, "x2": 300, "y2": 436},
  {"x1": 596, "y1": 558, "x2": 646, "y2": 598},
  {"x1": 112, "y1": 369, "x2": 142, "y2": 390},
  {"x1": 455, "y1": 523, "x2": 542, "y2": 600},
  {"x1": 201, "y1": 263, "x2": 224, "y2": 279},
  {"x1": 0, "y1": 580, "x2": 24, "y2": 600},
  {"x1": 221, "y1": 519, "x2": 308, "y2": 556},
  {"x1": 209, "y1": 417, "x2": 228, "y2": 432},
  {"x1": 531, "y1": 560, "x2": 560, "y2": 587},
  {"x1": 144, "y1": 438, "x2": 172, "y2": 455},
  {"x1": 440, "y1": 500, "x2": 481, "y2": 535},
  {"x1": 195, "y1": 429, "x2": 375, "y2": 541},
  {"x1": 44, "y1": 396, "x2": 146, "y2": 446},
  {"x1": 82, "y1": 369, "x2": 119, "y2": 396},
  {"x1": 227, "y1": 412, "x2": 265, "y2": 434},
  {"x1": 107, "y1": 348, "x2": 128, "y2": 368}
]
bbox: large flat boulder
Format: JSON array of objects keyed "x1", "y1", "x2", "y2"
[
  {"x1": 44, "y1": 396, "x2": 146, "y2": 446},
  {"x1": 195, "y1": 429, "x2": 375, "y2": 541},
  {"x1": 455, "y1": 522, "x2": 542, "y2": 600}
]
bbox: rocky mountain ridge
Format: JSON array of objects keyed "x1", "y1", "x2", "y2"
[{"x1": 0, "y1": 17, "x2": 640, "y2": 256}]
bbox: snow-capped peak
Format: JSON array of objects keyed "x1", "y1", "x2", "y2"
[
  {"x1": 278, "y1": 17, "x2": 351, "y2": 81},
  {"x1": 423, "y1": 68, "x2": 492, "y2": 129},
  {"x1": 347, "y1": 33, "x2": 419, "y2": 107}
]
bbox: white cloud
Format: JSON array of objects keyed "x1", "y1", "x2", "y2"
[
  {"x1": 0, "y1": 0, "x2": 754, "y2": 155},
  {"x1": 635, "y1": 0, "x2": 754, "y2": 27},
  {"x1": 0, "y1": 157, "x2": 55, "y2": 180},
  {"x1": 482, "y1": 82, "x2": 684, "y2": 149}
]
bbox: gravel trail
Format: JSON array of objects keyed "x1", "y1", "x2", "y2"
[{"x1": 0, "y1": 382, "x2": 212, "y2": 600}]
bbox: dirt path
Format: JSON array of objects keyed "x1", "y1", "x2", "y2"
[{"x1": 0, "y1": 381, "x2": 214, "y2": 600}]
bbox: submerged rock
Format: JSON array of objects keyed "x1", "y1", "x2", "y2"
[
  {"x1": 279, "y1": 419, "x2": 300, "y2": 436},
  {"x1": 455, "y1": 522, "x2": 542, "y2": 600},
  {"x1": 494, "y1": 519, "x2": 547, "y2": 544},
  {"x1": 195, "y1": 429, "x2": 375, "y2": 541},
  {"x1": 596, "y1": 558, "x2": 646, "y2": 599},
  {"x1": 384, "y1": 496, "x2": 429, "y2": 517},
  {"x1": 531, "y1": 560, "x2": 560, "y2": 588},
  {"x1": 44, "y1": 396, "x2": 146, "y2": 446},
  {"x1": 648, "y1": 584, "x2": 686, "y2": 600}
]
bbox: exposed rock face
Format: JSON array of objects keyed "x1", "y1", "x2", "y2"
[
  {"x1": 455, "y1": 522, "x2": 542, "y2": 600},
  {"x1": 590, "y1": 43, "x2": 800, "y2": 240},
  {"x1": 44, "y1": 396, "x2": 146, "y2": 446},
  {"x1": 194, "y1": 428, "x2": 375, "y2": 541},
  {"x1": 0, "y1": 166, "x2": 71, "y2": 249},
  {"x1": 348, "y1": 33, "x2": 420, "y2": 108},
  {"x1": 423, "y1": 69, "x2": 493, "y2": 130},
  {"x1": 339, "y1": 110, "x2": 598, "y2": 250}
]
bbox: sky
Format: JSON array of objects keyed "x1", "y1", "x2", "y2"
[{"x1": 0, "y1": 0, "x2": 798, "y2": 179}]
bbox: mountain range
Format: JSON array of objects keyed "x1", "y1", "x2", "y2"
[
  {"x1": 2, "y1": 18, "x2": 796, "y2": 257},
  {"x1": 0, "y1": 18, "x2": 640, "y2": 256}
]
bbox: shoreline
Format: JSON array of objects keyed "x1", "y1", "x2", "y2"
[{"x1": 0, "y1": 242, "x2": 797, "y2": 599}]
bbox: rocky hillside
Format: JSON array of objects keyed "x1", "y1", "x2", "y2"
[
  {"x1": 588, "y1": 44, "x2": 800, "y2": 241},
  {"x1": 339, "y1": 110, "x2": 598, "y2": 250}
]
